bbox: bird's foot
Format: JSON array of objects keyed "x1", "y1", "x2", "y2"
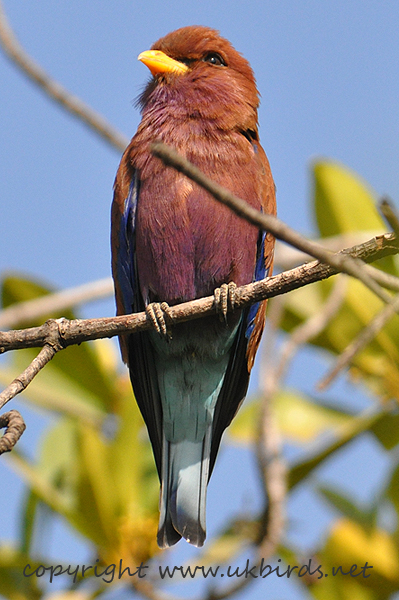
[
  {"x1": 214, "y1": 282, "x2": 237, "y2": 322},
  {"x1": 146, "y1": 302, "x2": 173, "y2": 339}
]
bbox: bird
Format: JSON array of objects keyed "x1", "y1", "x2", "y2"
[{"x1": 111, "y1": 25, "x2": 276, "y2": 548}]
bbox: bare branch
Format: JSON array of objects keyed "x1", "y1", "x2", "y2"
[
  {"x1": 0, "y1": 0, "x2": 129, "y2": 152},
  {"x1": 2, "y1": 256, "x2": 397, "y2": 340},
  {"x1": 256, "y1": 398, "x2": 287, "y2": 556},
  {"x1": 151, "y1": 142, "x2": 395, "y2": 304},
  {"x1": 0, "y1": 232, "x2": 396, "y2": 456},
  {"x1": 0, "y1": 410, "x2": 26, "y2": 454},
  {"x1": 362, "y1": 264, "x2": 399, "y2": 292},
  {"x1": 274, "y1": 231, "x2": 385, "y2": 270},
  {"x1": 0, "y1": 233, "x2": 397, "y2": 357}
]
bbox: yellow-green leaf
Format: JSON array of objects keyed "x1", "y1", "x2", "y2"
[
  {"x1": 313, "y1": 161, "x2": 385, "y2": 237},
  {"x1": 273, "y1": 390, "x2": 353, "y2": 444}
]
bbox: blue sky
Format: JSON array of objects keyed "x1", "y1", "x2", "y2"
[{"x1": 1, "y1": 1, "x2": 399, "y2": 599}]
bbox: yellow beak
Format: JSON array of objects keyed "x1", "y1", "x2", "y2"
[{"x1": 138, "y1": 50, "x2": 189, "y2": 76}]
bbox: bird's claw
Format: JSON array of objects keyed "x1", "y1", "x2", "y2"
[
  {"x1": 214, "y1": 282, "x2": 237, "y2": 322},
  {"x1": 146, "y1": 302, "x2": 173, "y2": 339}
]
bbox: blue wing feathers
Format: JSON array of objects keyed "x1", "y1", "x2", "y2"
[
  {"x1": 116, "y1": 177, "x2": 139, "y2": 314},
  {"x1": 245, "y1": 228, "x2": 269, "y2": 340}
]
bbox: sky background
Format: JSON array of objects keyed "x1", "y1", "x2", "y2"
[{"x1": 1, "y1": 1, "x2": 399, "y2": 599}]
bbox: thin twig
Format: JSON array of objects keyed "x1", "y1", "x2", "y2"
[
  {"x1": 1, "y1": 253, "x2": 397, "y2": 338},
  {"x1": 151, "y1": 142, "x2": 394, "y2": 304},
  {"x1": 0, "y1": 345, "x2": 58, "y2": 410},
  {"x1": 0, "y1": 410, "x2": 26, "y2": 454},
  {"x1": 0, "y1": 319, "x2": 64, "y2": 410},
  {"x1": 0, "y1": 277, "x2": 114, "y2": 330},
  {"x1": 318, "y1": 291, "x2": 399, "y2": 390},
  {"x1": 256, "y1": 399, "x2": 287, "y2": 555},
  {"x1": 380, "y1": 196, "x2": 399, "y2": 237},
  {"x1": 0, "y1": 0, "x2": 129, "y2": 152},
  {"x1": 274, "y1": 231, "x2": 384, "y2": 270},
  {"x1": 2, "y1": 243, "x2": 398, "y2": 336},
  {"x1": 362, "y1": 264, "x2": 399, "y2": 292}
]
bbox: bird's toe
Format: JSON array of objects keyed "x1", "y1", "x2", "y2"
[
  {"x1": 213, "y1": 282, "x2": 237, "y2": 322},
  {"x1": 146, "y1": 302, "x2": 173, "y2": 339}
]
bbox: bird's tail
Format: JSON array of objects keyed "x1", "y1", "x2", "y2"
[{"x1": 157, "y1": 432, "x2": 212, "y2": 548}]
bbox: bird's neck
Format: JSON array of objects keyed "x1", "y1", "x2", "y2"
[{"x1": 138, "y1": 79, "x2": 258, "y2": 138}]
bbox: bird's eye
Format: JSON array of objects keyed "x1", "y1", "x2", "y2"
[{"x1": 203, "y1": 52, "x2": 226, "y2": 66}]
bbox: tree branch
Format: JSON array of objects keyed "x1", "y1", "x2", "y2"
[
  {"x1": 0, "y1": 233, "x2": 397, "y2": 358},
  {"x1": 3, "y1": 233, "x2": 398, "y2": 334},
  {"x1": 0, "y1": 0, "x2": 129, "y2": 152}
]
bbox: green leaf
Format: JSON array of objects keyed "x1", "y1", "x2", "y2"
[
  {"x1": 229, "y1": 391, "x2": 354, "y2": 446},
  {"x1": 4, "y1": 450, "x2": 72, "y2": 519},
  {"x1": 6, "y1": 420, "x2": 109, "y2": 548},
  {"x1": 273, "y1": 390, "x2": 353, "y2": 444},
  {"x1": 1, "y1": 274, "x2": 55, "y2": 314},
  {"x1": 78, "y1": 426, "x2": 119, "y2": 547},
  {"x1": 109, "y1": 381, "x2": 158, "y2": 515},
  {"x1": 313, "y1": 161, "x2": 385, "y2": 237},
  {"x1": 370, "y1": 412, "x2": 399, "y2": 450},
  {"x1": 20, "y1": 490, "x2": 40, "y2": 556},
  {"x1": 317, "y1": 485, "x2": 376, "y2": 529},
  {"x1": 281, "y1": 274, "x2": 399, "y2": 401},
  {"x1": 279, "y1": 162, "x2": 399, "y2": 403},
  {"x1": 288, "y1": 408, "x2": 386, "y2": 489},
  {"x1": 386, "y1": 460, "x2": 399, "y2": 518}
]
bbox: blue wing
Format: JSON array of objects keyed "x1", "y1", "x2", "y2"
[
  {"x1": 114, "y1": 176, "x2": 139, "y2": 316},
  {"x1": 112, "y1": 170, "x2": 165, "y2": 484},
  {"x1": 245, "y1": 227, "x2": 270, "y2": 341}
]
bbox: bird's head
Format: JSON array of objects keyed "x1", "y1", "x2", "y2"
[{"x1": 136, "y1": 26, "x2": 260, "y2": 135}]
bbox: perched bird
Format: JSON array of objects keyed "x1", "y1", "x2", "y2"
[{"x1": 111, "y1": 25, "x2": 276, "y2": 548}]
